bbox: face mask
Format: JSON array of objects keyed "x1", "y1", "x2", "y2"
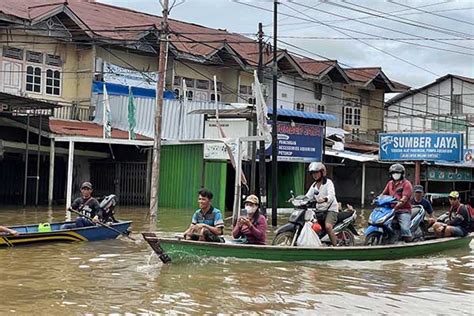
[
  {"x1": 392, "y1": 173, "x2": 401, "y2": 181},
  {"x1": 245, "y1": 205, "x2": 257, "y2": 214}
]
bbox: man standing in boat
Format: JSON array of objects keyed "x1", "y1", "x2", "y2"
[
  {"x1": 305, "y1": 162, "x2": 339, "y2": 247},
  {"x1": 61, "y1": 182, "x2": 101, "y2": 229},
  {"x1": 184, "y1": 188, "x2": 224, "y2": 242},
  {"x1": 379, "y1": 164, "x2": 413, "y2": 242}
]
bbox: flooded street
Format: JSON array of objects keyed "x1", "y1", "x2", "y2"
[{"x1": 0, "y1": 207, "x2": 473, "y2": 315}]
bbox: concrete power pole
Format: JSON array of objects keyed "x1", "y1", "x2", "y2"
[{"x1": 149, "y1": 0, "x2": 170, "y2": 217}]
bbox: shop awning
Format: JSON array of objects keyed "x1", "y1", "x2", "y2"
[{"x1": 325, "y1": 149, "x2": 377, "y2": 162}]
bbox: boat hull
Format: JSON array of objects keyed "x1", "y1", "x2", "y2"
[
  {"x1": 0, "y1": 221, "x2": 132, "y2": 247},
  {"x1": 156, "y1": 235, "x2": 473, "y2": 262}
]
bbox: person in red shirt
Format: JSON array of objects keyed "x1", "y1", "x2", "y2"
[
  {"x1": 379, "y1": 163, "x2": 413, "y2": 242},
  {"x1": 232, "y1": 195, "x2": 267, "y2": 245}
]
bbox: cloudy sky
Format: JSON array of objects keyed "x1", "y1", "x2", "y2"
[{"x1": 100, "y1": 0, "x2": 473, "y2": 88}]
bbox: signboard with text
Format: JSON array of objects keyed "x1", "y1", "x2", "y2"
[
  {"x1": 379, "y1": 133, "x2": 463, "y2": 162},
  {"x1": 203, "y1": 119, "x2": 250, "y2": 161},
  {"x1": 266, "y1": 122, "x2": 323, "y2": 162}
]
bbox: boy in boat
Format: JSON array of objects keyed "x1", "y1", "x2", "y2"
[
  {"x1": 0, "y1": 226, "x2": 18, "y2": 235},
  {"x1": 412, "y1": 185, "x2": 434, "y2": 225},
  {"x1": 184, "y1": 188, "x2": 224, "y2": 242},
  {"x1": 61, "y1": 182, "x2": 101, "y2": 229},
  {"x1": 432, "y1": 191, "x2": 471, "y2": 238}
]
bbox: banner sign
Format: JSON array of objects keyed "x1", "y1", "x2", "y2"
[
  {"x1": 423, "y1": 166, "x2": 473, "y2": 182},
  {"x1": 266, "y1": 122, "x2": 323, "y2": 162},
  {"x1": 204, "y1": 119, "x2": 250, "y2": 161},
  {"x1": 379, "y1": 133, "x2": 463, "y2": 162}
]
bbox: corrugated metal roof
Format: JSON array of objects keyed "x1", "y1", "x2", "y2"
[
  {"x1": 325, "y1": 149, "x2": 377, "y2": 162},
  {"x1": 267, "y1": 107, "x2": 337, "y2": 121}
]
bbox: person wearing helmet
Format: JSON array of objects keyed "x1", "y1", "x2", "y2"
[
  {"x1": 61, "y1": 182, "x2": 102, "y2": 230},
  {"x1": 432, "y1": 191, "x2": 470, "y2": 237},
  {"x1": 305, "y1": 162, "x2": 338, "y2": 246},
  {"x1": 379, "y1": 163, "x2": 413, "y2": 242},
  {"x1": 412, "y1": 185, "x2": 434, "y2": 223}
]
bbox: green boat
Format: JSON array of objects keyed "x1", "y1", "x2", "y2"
[{"x1": 143, "y1": 233, "x2": 473, "y2": 262}]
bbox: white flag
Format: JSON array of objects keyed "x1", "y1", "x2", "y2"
[
  {"x1": 103, "y1": 83, "x2": 112, "y2": 138},
  {"x1": 253, "y1": 70, "x2": 271, "y2": 137}
]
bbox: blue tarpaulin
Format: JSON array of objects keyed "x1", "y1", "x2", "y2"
[{"x1": 92, "y1": 81, "x2": 176, "y2": 99}]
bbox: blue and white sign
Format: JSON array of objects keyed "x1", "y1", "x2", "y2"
[
  {"x1": 379, "y1": 133, "x2": 463, "y2": 162},
  {"x1": 266, "y1": 122, "x2": 324, "y2": 162}
]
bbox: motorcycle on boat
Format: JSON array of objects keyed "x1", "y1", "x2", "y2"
[
  {"x1": 272, "y1": 192, "x2": 359, "y2": 247},
  {"x1": 364, "y1": 195, "x2": 425, "y2": 245}
]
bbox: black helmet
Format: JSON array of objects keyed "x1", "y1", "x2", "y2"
[{"x1": 388, "y1": 163, "x2": 405, "y2": 175}]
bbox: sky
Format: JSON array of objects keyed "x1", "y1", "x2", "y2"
[{"x1": 99, "y1": 0, "x2": 474, "y2": 89}]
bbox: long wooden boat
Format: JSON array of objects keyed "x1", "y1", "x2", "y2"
[
  {"x1": 143, "y1": 233, "x2": 473, "y2": 262},
  {"x1": 0, "y1": 221, "x2": 132, "y2": 248}
]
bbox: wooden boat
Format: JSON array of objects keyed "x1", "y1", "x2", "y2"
[
  {"x1": 143, "y1": 233, "x2": 473, "y2": 262},
  {"x1": 0, "y1": 221, "x2": 132, "y2": 248}
]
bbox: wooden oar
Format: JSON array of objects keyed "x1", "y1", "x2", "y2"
[
  {"x1": 68, "y1": 208, "x2": 136, "y2": 241},
  {"x1": 142, "y1": 232, "x2": 172, "y2": 264}
]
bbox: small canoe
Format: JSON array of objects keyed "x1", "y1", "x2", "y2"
[
  {"x1": 0, "y1": 221, "x2": 132, "y2": 248},
  {"x1": 144, "y1": 233, "x2": 473, "y2": 262}
]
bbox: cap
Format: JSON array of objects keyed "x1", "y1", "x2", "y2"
[
  {"x1": 244, "y1": 194, "x2": 259, "y2": 205},
  {"x1": 448, "y1": 191, "x2": 459, "y2": 199},
  {"x1": 414, "y1": 185, "x2": 424, "y2": 193},
  {"x1": 80, "y1": 182, "x2": 93, "y2": 190}
]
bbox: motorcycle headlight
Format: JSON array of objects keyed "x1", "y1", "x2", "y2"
[{"x1": 375, "y1": 214, "x2": 388, "y2": 224}]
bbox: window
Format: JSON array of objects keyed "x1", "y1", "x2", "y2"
[
  {"x1": 451, "y1": 94, "x2": 462, "y2": 114},
  {"x1": 174, "y1": 88, "x2": 181, "y2": 99},
  {"x1": 296, "y1": 103, "x2": 304, "y2": 111},
  {"x1": 26, "y1": 51, "x2": 44, "y2": 64},
  {"x1": 45, "y1": 69, "x2": 61, "y2": 96},
  {"x1": 2, "y1": 47, "x2": 23, "y2": 60},
  {"x1": 196, "y1": 79, "x2": 210, "y2": 90},
  {"x1": 248, "y1": 97, "x2": 256, "y2": 104},
  {"x1": 183, "y1": 77, "x2": 194, "y2": 88},
  {"x1": 46, "y1": 54, "x2": 62, "y2": 67},
  {"x1": 26, "y1": 66, "x2": 42, "y2": 93},
  {"x1": 239, "y1": 85, "x2": 248, "y2": 95},
  {"x1": 186, "y1": 90, "x2": 193, "y2": 101},
  {"x1": 354, "y1": 108, "x2": 361, "y2": 126},
  {"x1": 173, "y1": 75, "x2": 182, "y2": 86},
  {"x1": 344, "y1": 107, "x2": 353, "y2": 125},
  {"x1": 317, "y1": 104, "x2": 325, "y2": 114},
  {"x1": 314, "y1": 83, "x2": 322, "y2": 100},
  {"x1": 210, "y1": 93, "x2": 221, "y2": 102},
  {"x1": 211, "y1": 81, "x2": 222, "y2": 92}
]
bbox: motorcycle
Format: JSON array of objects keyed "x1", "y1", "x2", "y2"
[
  {"x1": 364, "y1": 195, "x2": 425, "y2": 245},
  {"x1": 272, "y1": 192, "x2": 358, "y2": 247}
]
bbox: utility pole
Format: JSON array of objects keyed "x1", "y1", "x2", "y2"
[
  {"x1": 257, "y1": 22, "x2": 267, "y2": 216},
  {"x1": 271, "y1": 0, "x2": 278, "y2": 227},
  {"x1": 149, "y1": 0, "x2": 170, "y2": 217}
]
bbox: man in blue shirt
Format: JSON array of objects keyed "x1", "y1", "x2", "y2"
[
  {"x1": 412, "y1": 185, "x2": 434, "y2": 223},
  {"x1": 184, "y1": 188, "x2": 224, "y2": 242}
]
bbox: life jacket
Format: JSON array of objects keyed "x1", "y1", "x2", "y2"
[{"x1": 452, "y1": 203, "x2": 474, "y2": 231}]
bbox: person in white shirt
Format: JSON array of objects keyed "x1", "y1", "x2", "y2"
[{"x1": 305, "y1": 162, "x2": 338, "y2": 246}]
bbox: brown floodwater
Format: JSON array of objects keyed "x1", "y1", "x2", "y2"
[{"x1": 0, "y1": 206, "x2": 473, "y2": 315}]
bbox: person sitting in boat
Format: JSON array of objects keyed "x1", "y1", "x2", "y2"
[
  {"x1": 380, "y1": 163, "x2": 413, "y2": 242},
  {"x1": 232, "y1": 195, "x2": 267, "y2": 245},
  {"x1": 183, "y1": 188, "x2": 224, "y2": 242},
  {"x1": 412, "y1": 185, "x2": 434, "y2": 225},
  {"x1": 305, "y1": 162, "x2": 339, "y2": 247},
  {"x1": 432, "y1": 191, "x2": 471, "y2": 238},
  {"x1": 0, "y1": 226, "x2": 19, "y2": 236},
  {"x1": 61, "y1": 182, "x2": 101, "y2": 230}
]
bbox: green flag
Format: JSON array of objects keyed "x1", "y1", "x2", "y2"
[{"x1": 128, "y1": 86, "x2": 136, "y2": 140}]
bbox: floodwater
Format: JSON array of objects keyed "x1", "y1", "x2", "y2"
[{"x1": 0, "y1": 206, "x2": 473, "y2": 315}]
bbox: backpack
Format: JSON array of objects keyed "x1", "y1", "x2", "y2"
[{"x1": 454, "y1": 204, "x2": 474, "y2": 231}]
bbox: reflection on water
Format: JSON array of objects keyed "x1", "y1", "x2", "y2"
[{"x1": 0, "y1": 206, "x2": 472, "y2": 314}]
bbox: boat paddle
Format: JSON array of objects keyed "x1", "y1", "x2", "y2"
[
  {"x1": 68, "y1": 208, "x2": 136, "y2": 241},
  {"x1": 142, "y1": 232, "x2": 172, "y2": 264}
]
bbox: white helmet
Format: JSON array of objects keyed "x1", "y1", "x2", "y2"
[{"x1": 308, "y1": 162, "x2": 326, "y2": 177}]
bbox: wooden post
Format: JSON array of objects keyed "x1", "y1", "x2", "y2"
[
  {"x1": 361, "y1": 162, "x2": 366, "y2": 208},
  {"x1": 35, "y1": 114, "x2": 42, "y2": 206},
  {"x1": 257, "y1": 22, "x2": 267, "y2": 216},
  {"x1": 23, "y1": 113, "x2": 30, "y2": 206},
  {"x1": 149, "y1": 0, "x2": 170, "y2": 217},
  {"x1": 48, "y1": 139, "x2": 55, "y2": 206},
  {"x1": 415, "y1": 161, "x2": 421, "y2": 185},
  {"x1": 271, "y1": 0, "x2": 278, "y2": 227},
  {"x1": 66, "y1": 140, "x2": 74, "y2": 221}
]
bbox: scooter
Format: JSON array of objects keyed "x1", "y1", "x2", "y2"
[
  {"x1": 364, "y1": 195, "x2": 425, "y2": 245},
  {"x1": 272, "y1": 192, "x2": 358, "y2": 247}
]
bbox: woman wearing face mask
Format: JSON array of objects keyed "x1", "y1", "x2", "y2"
[
  {"x1": 232, "y1": 195, "x2": 268, "y2": 245},
  {"x1": 379, "y1": 163, "x2": 414, "y2": 242}
]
